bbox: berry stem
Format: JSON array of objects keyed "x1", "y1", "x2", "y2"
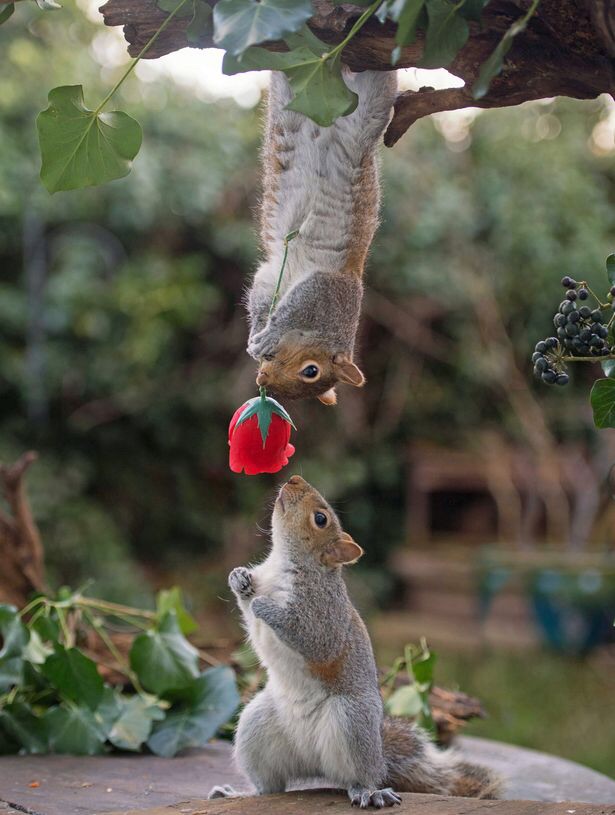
[{"x1": 560, "y1": 355, "x2": 615, "y2": 363}]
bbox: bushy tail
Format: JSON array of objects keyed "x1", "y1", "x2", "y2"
[{"x1": 382, "y1": 716, "x2": 502, "y2": 800}]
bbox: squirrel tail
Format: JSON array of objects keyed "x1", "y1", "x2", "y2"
[{"x1": 382, "y1": 716, "x2": 502, "y2": 799}]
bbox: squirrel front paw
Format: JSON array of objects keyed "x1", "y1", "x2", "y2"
[
  {"x1": 349, "y1": 787, "x2": 401, "y2": 809},
  {"x1": 228, "y1": 567, "x2": 254, "y2": 598},
  {"x1": 247, "y1": 326, "x2": 279, "y2": 360}
]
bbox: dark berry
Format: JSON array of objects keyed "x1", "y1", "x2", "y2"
[
  {"x1": 534, "y1": 357, "x2": 548, "y2": 373},
  {"x1": 590, "y1": 336, "x2": 604, "y2": 348},
  {"x1": 591, "y1": 309, "x2": 604, "y2": 322},
  {"x1": 579, "y1": 328, "x2": 592, "y2": 342},
  {"x1": 600, "y1": 348, "x2": 611, "y2": 356},
  {"x1": 557, "y1": 327, "x2": 567, "y2": 340},
  {"x1": 579, "y1": 306, "x2": 591, "y2": 319},
  {"x1": 566, "y1": 289, "x2": 578, "y2": 301},
  {"x1": 532, "y1": 351, "x2": 543, "y2": 363},
  {"x1": 578, "y1": 288, "x2": 588, "y2": 300},
  {"x1": 567, "y1": 310, "x2": 580, "y2": 323},
  {"x1": 578, "y1": 343, "x2": 591, "y2": 354},
  {"x1": 562, "y1": 301, "x2": 575, "y2": 316},
  {"x1": 542, "y1": 370, "x2": 557, "y2": 384},
  {"x1": 545, "y1": 337, "x2": 557, "y2": 348},
  {"x1": 555, "y1": 373, "x2": 569, "y2": 386},
  {"x1": 561, "y1": 276, "x2": 576, "y2": 288},
  {"x1": 565, "y1": 323, "x2": 579, "y2": 337},
  {"x1": 535, "y1": 341, "x2": 547, "y2": 353},
  {"x1": 597, "y1": 324, "x2": 609, "y2": 338}
]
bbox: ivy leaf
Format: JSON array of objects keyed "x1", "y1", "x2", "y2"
[
  {"x1": 590, "y1": 378, "x2": 615, "y2": 429},
  {"x1": 458, "y1": 0, "x2": 488, "y2": 21},
  {"x1": 156, "y1": 587, "x2": 198, "y2": 636},
  {"x1": 213, "y1": 0, "x2": 313, "y2": 56},
  {"x1": 37, "y1": 85, "x2": 142, "y2": 194},
  {"x1": 130, "y1": 610, "x2": 199, "y2": 696},
  {"x1": 23, "y1": 629, "x2": 53, "y2": 665},
  {"x1": 388, "y1": 0, "x2": 425, "y2": 64},
  {"x1": 601, "y1": 359, "x2": 615, "y2": 379},
  {"x1": 384, "y1": 684, "x2": 422, "y2": 717},
  {"x1": 0, "y1": 3, "x2": 14, "y2": 25},
  {"x1": 472, "y1": 14, "x2": 529, "y2": 98},
  {"x1": 606, "y1": 253, "x2": 615, "y2": 287},
  {"x1": 187, "y1": 0, "x2": 212, "y2": 43},
  {"x1": 44, "y1": 705, "x2": 106, "y2": 755},
  {"x1": 157, "y1": 0, "x2": 195, "y2": 16},
  {"x1": 0, "y1": 702, "x2": 48, "y2": 754},
  {"x1": 147, "y1": 666, "x2": 240, "y2": 757},
  {"x1": 108, "y1": 696, "x2": 165, "y2": 752},
  {"x1": 0, "y1": 604, "x2": 29, "y2": 692},
  {"x1": 419, "y1": 0, "x2": 469, "y2": 68},
  {"x1": 41, "y1": 645, "x2": 104, "y2": 710}
]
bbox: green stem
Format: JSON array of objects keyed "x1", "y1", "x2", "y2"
[
  {"x1": 83, "y1": 609, "x2": 147, "y2": 696},
  {"x1": 561, "y1": 355, "x2": 615, "y2": 363},
  {"x1": 76, "y1": 596, "x2": 156, "y2": 621},
  {"x1": 18, "y1": 596, "x2": 46, "y2": 618},
  {"x1": 324, "y1": 0, "x2": 381, "y2": 62},
  {"x1": 268, "y1": 230, "x2": 299, "y2": 318},
  {"x1": 94, "y1": 0, "x2": 192, "y2": 116}
]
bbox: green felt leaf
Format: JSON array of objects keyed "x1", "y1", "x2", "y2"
[
  {"x1": 591, "y1": 378, "x2": 615, "y2": 429},
  {"x1": 472, "y1": 15, "x2": 526, "y2": 98},
  {"x1": 187, "y1": 0, "x2": 212, "y2": 43},
  {"x1": 213, "y1": 0, "x2": 313, "y2": 56},
  {"x1": 0, "y1": 604, "x2": 29, "y2": 692},
  {"x1": 0, "y1": 3, "x2": 15, "y2": 25},
  {"x1": 602, "y1": 359, "x2": 615, "y2": 379},
  {"x1": 0, "y1": 702, "x2": 48, "y2": 754},
  {"x1": 37, "y1": 85, "x2": 142, "y2": 193},
  {"x1": 156, "y1": 587, "x2": 198, "y2": 636},
  {"x1": 419, "y1": 0, "x2": 469, "y2": 68},
  {"x1": 130, "y1": 611, "x2": 199, "y2": 695},
  {"x1": 147, "y1": 666, "x2": 240, "y2": 757},
  {"x1": 108, "y1": 696, "x2": 165, "y2": 752},
  {"x1": 44, "y1": 705, "x2": 107, "y2": 755},
  {"x1": 41, "y1": 645, "x2": 104, "y2": 710},
  {"x1": 384, "y1": 684, "x2": 422, "y2": 717},
  {"x1": 606, "y1": 254, "x2": 615, "y2": 286}
]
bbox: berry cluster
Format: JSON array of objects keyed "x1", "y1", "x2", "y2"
[{"x1": 532, "y1": 276, "x2": 614, "y2": 386}]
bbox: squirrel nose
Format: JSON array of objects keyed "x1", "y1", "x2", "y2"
[
  {"x1": 287, "y1": 475, "x2": 305, "y2": 486},
  {"x1": 256, "y1": 371, "x2": 268, "y2": 386}
]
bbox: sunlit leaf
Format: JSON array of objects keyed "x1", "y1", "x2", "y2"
[
  {"x1": 156, "y1": 587, "x2": 198, "y2": 636},
  {"x1": 108, "y1": 696, "x2": 165, "y2": 752},
  {"x1": 37, "y1": 85, "x2": 142, "y2": 193},
  {"x1": 590, "y1": 378, "x2": 615, "y2": 429},
  {"x1": 384, "y1": 684, "x2": 422, "y2": 717},
  {"x1": 419, "y1": 0, "x2": 469, "y2": 68},
  {"x1": 130, "y1": 611, "x2": 199, "y2": 695},
  {"x1": 147, "y1": 666, "x2": 240, "y2": 757},
  {"x1": 44, "y1": 705, "x2": 106, "y2": 755},
  {"x1": 213, "y1": 0, "x2": 313, "y2": 56}
]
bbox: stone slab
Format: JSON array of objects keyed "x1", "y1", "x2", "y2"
[{"x1": 0, "y1": 738, "x2": 614, "y2": 815}]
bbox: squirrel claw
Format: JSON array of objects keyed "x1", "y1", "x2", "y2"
[
  {"x1": 208, "y1": 785, "x2": 240, "y2": 799},
  {"x1": 229, "y1": 567, "x2": 254, "y2": 598},
  {"x1": 350, "y1": 788, "x2": 401, "y2": 809}
]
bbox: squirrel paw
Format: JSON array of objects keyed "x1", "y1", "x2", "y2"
[
  {"x1": 349, "y1": 787, "x2": 402, "y2": 809},
  {"x1": 208, "y1": 785, "x2": 240, "y2": 799},
  {"x1": 228, "y1": 567, "x2": 254, "y2": 598},
  {"x1": 247, "y1": 327, "x2": 278, "y2": 360}
]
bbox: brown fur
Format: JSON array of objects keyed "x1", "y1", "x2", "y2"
[{"x1": 341, "y1": 153, "x2": 380, "y2": 279}]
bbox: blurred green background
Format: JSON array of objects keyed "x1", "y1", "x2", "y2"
[{"x1": 1, "y1": 0, "x2": 614, "y2": 777}]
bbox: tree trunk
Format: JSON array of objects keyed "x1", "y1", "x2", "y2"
[
  {"x1": 99, "y1": 0, "x2": 615, "y2": 144},
  {"x1": 0, "y1": 452, "x2": 46, "y2": 608}
]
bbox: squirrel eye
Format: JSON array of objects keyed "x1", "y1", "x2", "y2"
[
  {"x1": 314, "y1": 511, "x2": 328, "y2": 528},
  {"x1": 301, "y1": 364, "x2": 320, "y2": 379}
]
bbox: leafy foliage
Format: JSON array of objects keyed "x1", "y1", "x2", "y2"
[
  {"x1": 213, "y1": 0, "x2": 313, "y2": 56},
  {"x1": 381, "y1": 639, "x2": 436, "y2": 735},
  {"x1": 0, "y1": 592, "x2": 239, "y2": 756}
]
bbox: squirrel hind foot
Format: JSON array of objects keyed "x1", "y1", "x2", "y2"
[
  {"x1": 349, "y1": 787, "x2": 402, "y2": 809},
  {"x1": 208, "y1": 785, "x2": 241, "y2": 799},
  {"x1": 451, "y1": 762, "x2": 503, "y2": 800}
]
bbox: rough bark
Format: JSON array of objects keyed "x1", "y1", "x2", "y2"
[
  {"x1": 99, "y1": 0, "x2": 615, "y2": 145},
  {"x1": 0, "y1": 452, "x2": 46, "y2": 608}
]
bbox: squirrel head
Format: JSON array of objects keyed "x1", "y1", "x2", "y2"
[
  {"x1": 256, "y1": 335, "x2": 365, "y2": 405},
  {"x1": 271, "y1": 475, "x2": 364, "y2": 568}
]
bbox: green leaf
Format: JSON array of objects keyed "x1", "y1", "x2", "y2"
[
  {"x1": 606, "y1": 254, "x2": 615, "y2": 287},
  {"x1": 23, "y1": 629, "x2": 53, "y2": 665},
  {"x1": 156, "y1": 587, "x2": 198, "y2": 636},
  {"x1": 419, "y1": 0, "x2": 469, "y2": 68},
  {"x1": 157, "y1": 0, "x2": 195, "y2": 16},
  {"x1": 147, "y1": 666, "x2": 240, "y2": 757},
  {"x1": 410, "y1": 649, "x2": 436, "y2": 685},
  {"x1": 187, "y1": 0, "x2": 212, "y2": 43},
  {"x1": 602, "y1": 359, "x2": 615, "y2": 379},
  {"x1": 108, "y1": 696, "x2": 165, "y2": 752},
  {"x1": 472, "y1": 13, "x2": 529, "y2": 98},
  {"x1": 0, "y1": 604, "x2": 29, "y2": 692},
  {"x1": 0, "y1": 702, "x2": 48, "y2": 754},
  {"x1": 35, "y1": 0, "x2": 62, "y2": 9},
  {"x1": 591, "y1": 378, "x2": 615, "y2": 429},
  {"x1": 384, "y1": 684, "x2": 423, "y2": 717},
  {"x1": 458, "y1": 0, "x2": 488, "y2": 21},
  {"x1": 44, "y1": 705, "x2": 106, "y2": 755},
  {"x1": 388, "y1": 0, "x2": 425, "y2": 46},
  {"x1": 213, "y1": 0, "x2": 313, "y2": 56},
  {"x1": 37, "y1": 85, "x2": 142, "y2": 193},
  {"x1": 0, "y1": 3, "x2": 15, "y2": 25},
  {"x1": 130, "y1": 611, "x2": 199, "y2": 695},
  {"x1": 41, "y1": 645, "x2": 104, "y2": 710}
]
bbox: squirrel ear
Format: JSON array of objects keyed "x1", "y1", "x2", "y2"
[
  {"x1": 318, "y1": 388, "x2": 337, "y2": 406},
  {"x1": 324, "y1": 532, "x2": 364, "y2": 567},
  {"x1": 333, "y1": 354, "x2": 366, "y2": 388}
]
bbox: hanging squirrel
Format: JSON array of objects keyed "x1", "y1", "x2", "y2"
[
  {"x1": 246, "y1": 70, "x2": 398, "y2": 405},
  {"x1": 209, "y1": 476, "x2": 502, "y2": 808}
]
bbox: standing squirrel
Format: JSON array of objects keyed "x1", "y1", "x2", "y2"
[
  {"x1": 209, "y1": 476, "x2": 501, "y2": 808},
  {"x1": 247, "y1": 70, "x2": 398, "y2": 405}
]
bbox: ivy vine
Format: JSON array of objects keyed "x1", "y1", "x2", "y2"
[{"x1": 0, "y1": 0, "x2": 541, "y2": 193}]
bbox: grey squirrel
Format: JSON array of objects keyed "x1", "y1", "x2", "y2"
[
  {"x1": 209, "y1": 476, "x2": 501, "y2": 808},
  {"x1": 247, "y1": 70, "x2": 398, "y2": 405}
]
